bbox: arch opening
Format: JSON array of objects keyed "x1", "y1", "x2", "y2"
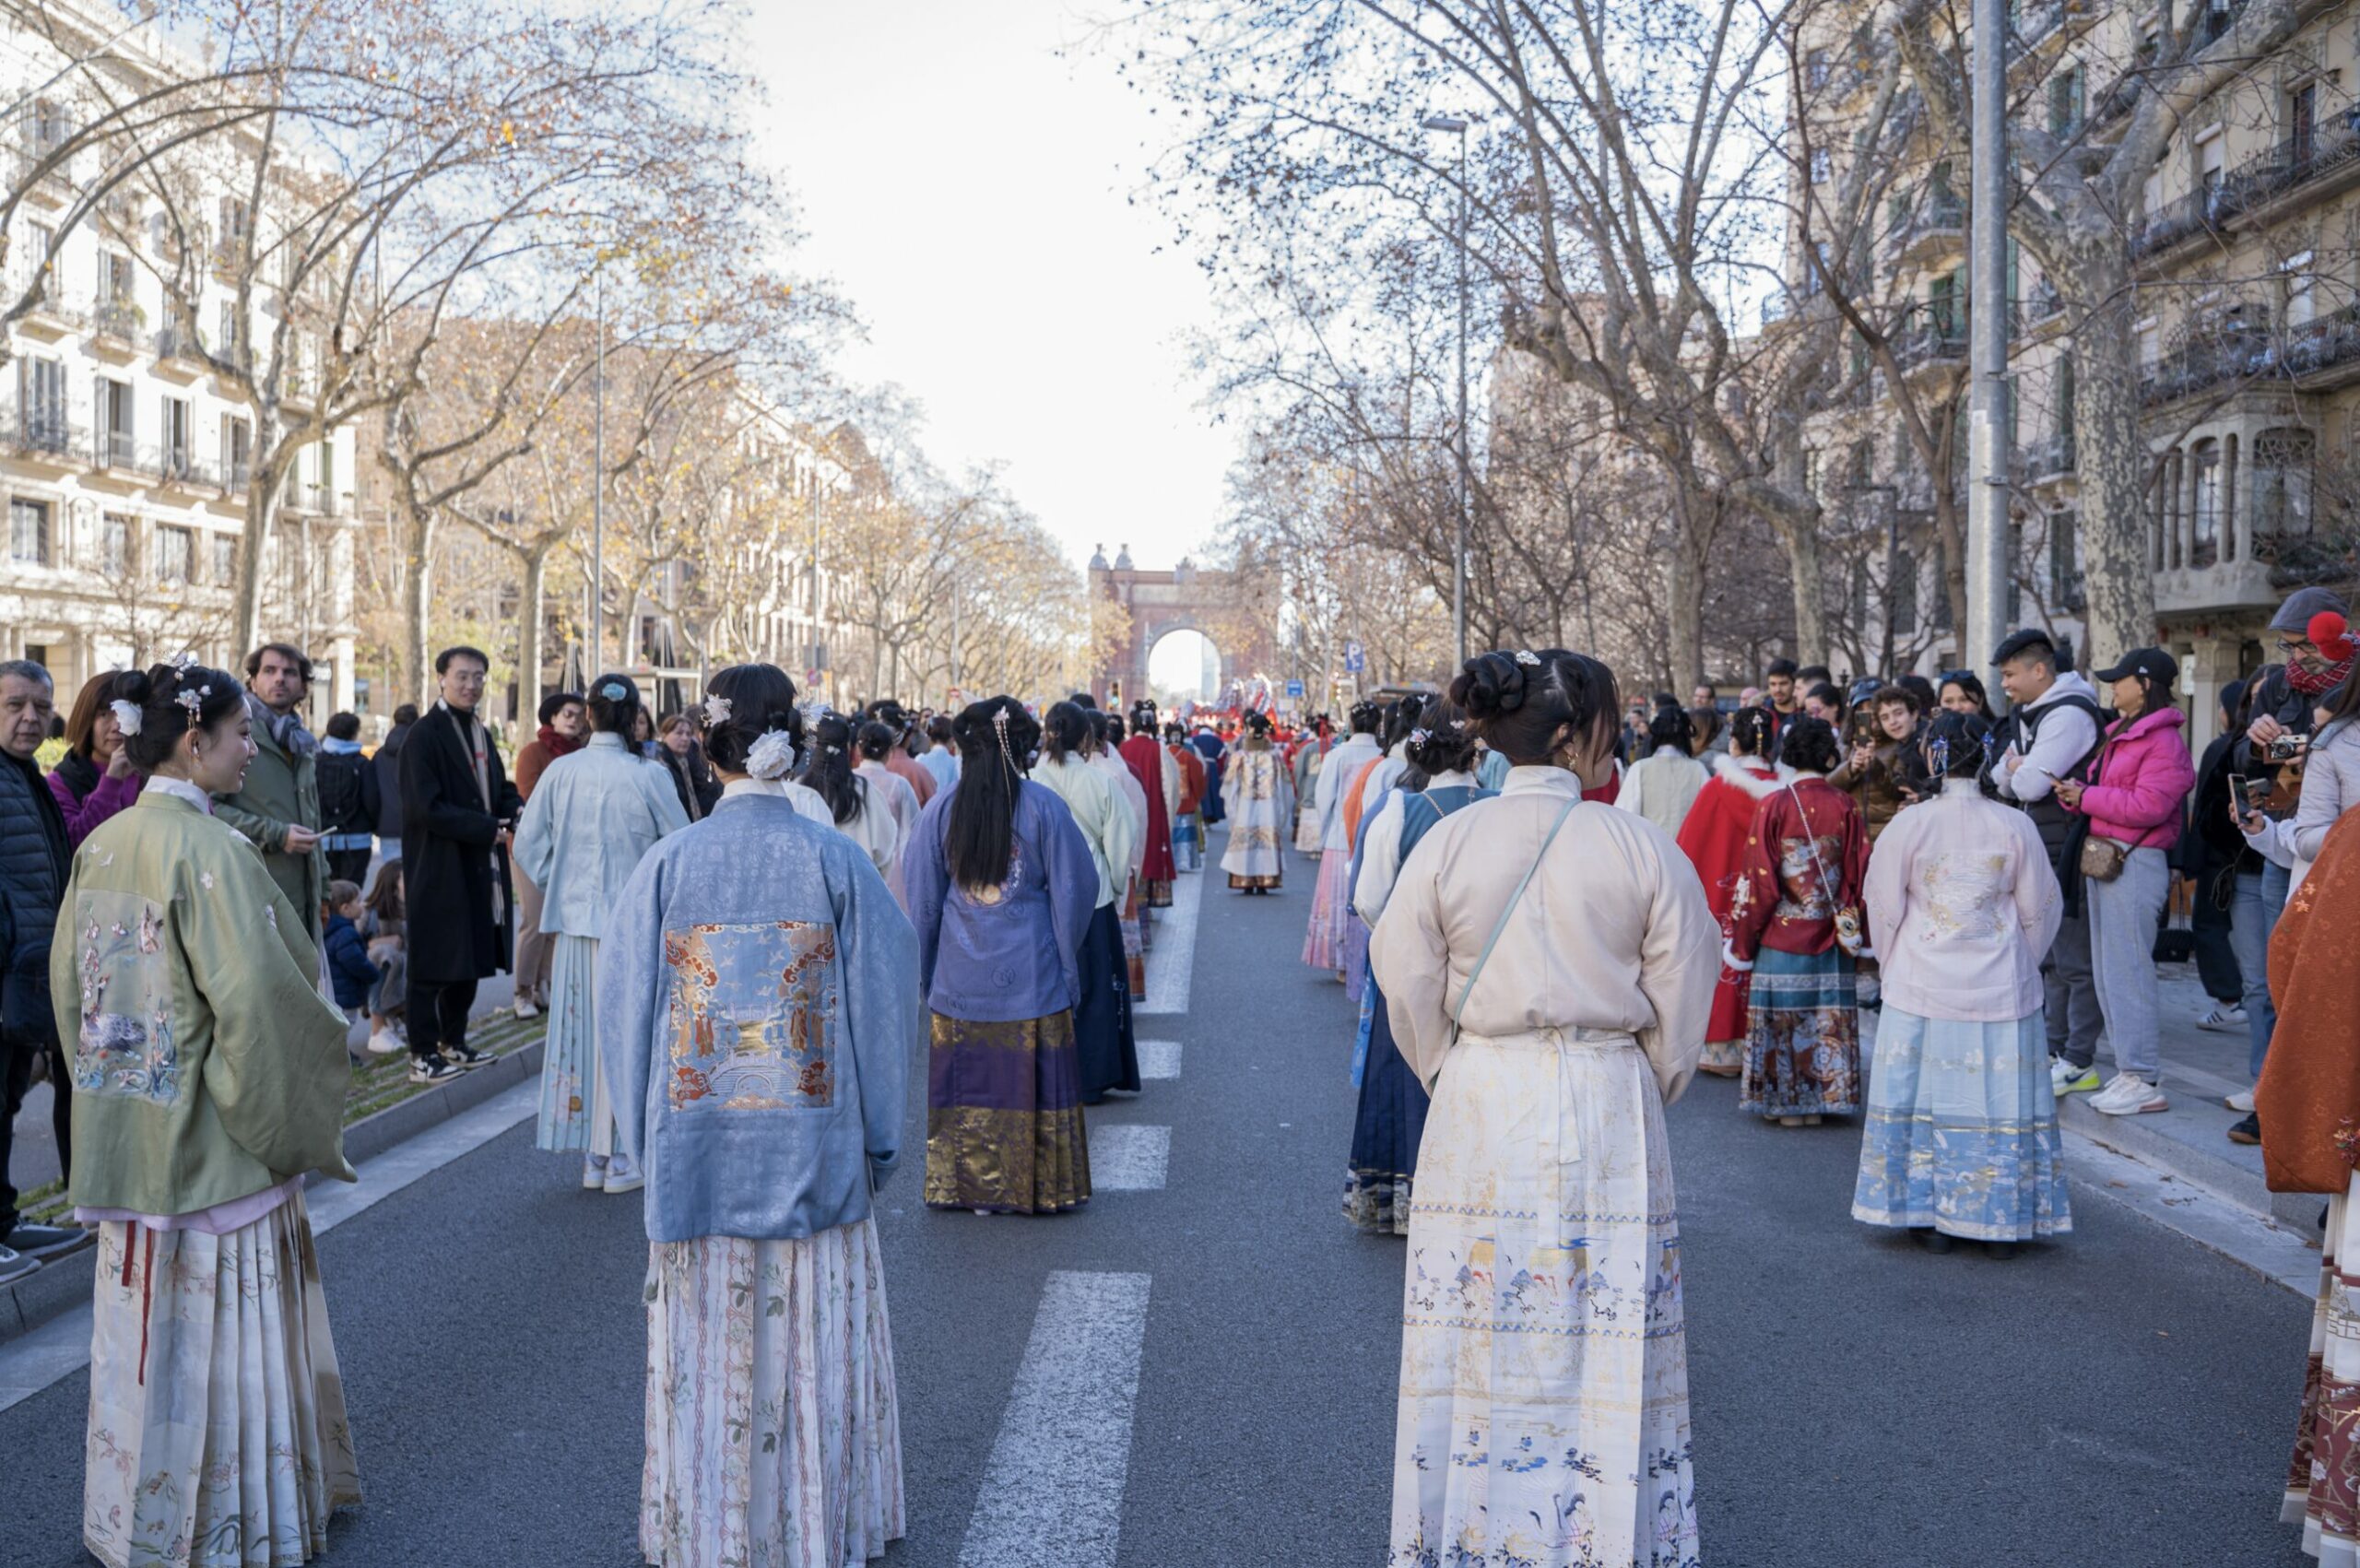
[{"x1": 1147, "y1": 628, "x2": 1221, "y2": 707}]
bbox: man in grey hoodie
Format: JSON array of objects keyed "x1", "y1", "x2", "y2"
[{"x1": 1983, "y1": 628, "x2": 2108, "y2": 1096}]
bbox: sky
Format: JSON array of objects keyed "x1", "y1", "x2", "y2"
[{"x1": 748, "y1": 1, "x2": 1237, "y2": 577}]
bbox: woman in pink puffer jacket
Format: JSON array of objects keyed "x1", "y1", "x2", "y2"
[{"x1": 2052, "y1": 648, "x2": 2198, "y2": 1117}]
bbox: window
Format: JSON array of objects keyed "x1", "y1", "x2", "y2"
[
  {"x1": 2284, "y1": 251, "x2": 2317, "y2": 330},
  {"x1": 1806, "y1": 49, "x2": 1830, "y2": 90},
  {"x1": 218, "y1": 302, "x2": 241, "y2": 360},
  {"x1": 223, "y1": 416, "x2": 251, "y2": 489},
  {"x1": 2048, "y1": 511, "x2": 2084, "y2": 605},
  {"x1": 27, "y1": 219, "x2": 55, "y2": 296},
  {"x1": 315, "y1": 438, "x2": 335, "y2": 512},
  {"x1": 9, "y1": 498, "x2": 48, "y2": 563},
  {"x1": 1810, "y1": 147, "x2": 1833, "y2": 184},
  {"x1": 2291, "y1": 80, "x2": 2319, "y2": 164},
  {"x1": 153, "y1": 523, "x2": 192, "y2": 584},
  {"x1": 2191, "y1": 438, "x2": 2222, "y2": 567},
  {"x1": 16, "y1": 357, "x2": 64, "y2": 449},
  {"x1": 2256, "y1": 428, "x2": 2315, "y2": 541},
  {"x1": 1929, "y1": 270, "x2": 1963, "y2": 337},
  {"x1": 2199, "y1": 133, "x2": 2226, "y2": 211},
  {"x1": 2048, "y1": 66, "x2": 2084, "y2": 136},
  {"x1": 1893, "y1": 548, "x2": 1918, "y2": 635},
  {"x1": 96, "y1": 378, "x2": 132, "y2": 466},
  {"x1": 96, "y1": 252, "x2": 135, "y2": 334},
  {"x1": 210, "y1": 534, "x2": 237, "y2": 586},
  {"x1": 101, "y1": 512, "x2": 129, "y2": 573},
  {"x1": 29, "y1": 99, "x2": 69, "y2": 154},
  {"x1": 162, "y1": 396, "x2": 191, "y2": 477},
  {"x1": 2137, "y1": 314, "x2": 2159, "y2": 368}
]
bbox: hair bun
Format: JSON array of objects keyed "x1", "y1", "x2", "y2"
[
  {"x1": 112, "y1": 668, "x2": 155, "y2": 706},
  {"x1": 1451, "y1": 652, "x2": 1528, "y2": 719}
]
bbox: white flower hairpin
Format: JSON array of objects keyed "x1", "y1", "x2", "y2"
[
  {"x1": 173, "y1": 682, "x2": 209, "y2": 718},
  {"x1": 1408, "y1": 727, "x2": 1433, "y2": 747},
  {"x1": 167, "y1": 651, "x2": 197, "y2": 674},
  {"x1": 109, "y1": 698, "x2": 143, "y2": 737},
  {"x1": 1514, "y1": 650, "x2": 1541, "y2": 666},
  {"x1": 746, "y1": 728, "x2": 797, "y2": 780},
  {"x1": 702, "y1": 690, "x2": 732, "y2": 727}
]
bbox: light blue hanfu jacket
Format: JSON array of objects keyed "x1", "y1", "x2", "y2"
[{"x1": 597, "y1": 793, "x2": 919, "y2": 1244}]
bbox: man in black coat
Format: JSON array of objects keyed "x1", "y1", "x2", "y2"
[{"x1": 398, "y1": 647, "x2": 521, "y2": 1084}]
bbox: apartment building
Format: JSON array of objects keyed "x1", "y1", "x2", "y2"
[
  {"x1": 0, "y1": 5, "x2": 359, "y2": 716},
  {"x1": 1783, "y1": 0, "x2": 2360, "y2": 747}
]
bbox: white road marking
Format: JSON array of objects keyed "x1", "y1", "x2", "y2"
[
  {"x1": 1087, "y1": 1124, "x2": 1171, "y2": 1191},
  {"x1": 1135, "y1": 1039, "x2": 1182, "y2": 1079},
  {"x1": 957, "y1": 1269, "x2": 1153, "y2": 1568},
  {"x1": 0, "y1": 1079, "x2": 540, "y2": 1412},
  {"x1": 1136, "y1": 866, "x2": 1200, "y2": 1015}
]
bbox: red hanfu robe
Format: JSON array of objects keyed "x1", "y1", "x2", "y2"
[
  {"x1": 1120, "y1": 734, "x2": 1177, "y2": 884},
  {"x1": 1675, "y1": 755, "x2": 1785, "y2": 1049}
]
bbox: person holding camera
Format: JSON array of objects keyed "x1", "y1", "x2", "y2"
[
  {"x1": 2052, "y1": 649, "x2": 2196, "y2": 1118},
  {"x1": 2240, "y1": 612, "x2": 2360, "y2": 907},
  {"x1": 214, "y1": 642, "x2": 327, "y2": 948}
]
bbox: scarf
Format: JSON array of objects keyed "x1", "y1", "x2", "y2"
[
  {"x1": 2290, "y1": 654, "x2": 2354, "y2": 699},
  {"x1": 247, "y1": 690, "x2": 317, "y2": 759},
  {"x1": 537, "y1": 725, "x2": 584, "y2": 760}
]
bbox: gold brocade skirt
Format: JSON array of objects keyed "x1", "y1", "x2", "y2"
[{"x1": 923, "y1": 1011, "x2": 1091, "y2": 1214}]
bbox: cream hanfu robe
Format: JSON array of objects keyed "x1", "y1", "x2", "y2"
[{"x1": 1369, "y1": 763, "x2": 1717, "y2": 1568}]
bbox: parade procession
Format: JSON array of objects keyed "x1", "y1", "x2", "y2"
[{"x1": 5, "y1": 0, "x2": 2360, "y2": 1565}]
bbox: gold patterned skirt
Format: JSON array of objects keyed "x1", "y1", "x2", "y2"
[{"x1": 923, "y1": 1011, "x2": 1091, "y2": 1214}]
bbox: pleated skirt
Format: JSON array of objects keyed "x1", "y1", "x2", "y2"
[
  {"x1": 536, "y1": 933, "x2": 613, "y2": 1154},
  {"x1": 1344, "y1": 980, "x2": 1429, "y2": 1236},
  {"x1": 84, "y1": 1196, "x2": 360, "y2": 1568},
  {"x1": 924, "y1": 1010, "x2": 1092, "y2": 1214},
  {"x1": 1851, "y1": 1008, "x2": 2071, "y2": 1241},
  {"x1": 1072, "y1": 902, "x2": 1141, "y2": 1102},
  {"x1": 641, "y1": 1220, "x2": 904, "y2": 1568},
  {"x1": 1740, "y1": 946, "x2": 1861, "y2": 1118},
  {"x1": 1294, "y1": 801, "x2": 1324, "y2": 855},
  {"x1": 1303, "y1": 849, "x2": 1350, "y2": 971},
  {"x1": 2286, "y1": 1174, "x2": 2360, "y2": 1564},
  {"x1": 1172, "y1": 813, "x2": 1202, "y2": 871}
]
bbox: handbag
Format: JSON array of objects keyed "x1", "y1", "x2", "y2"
[
  {"x1": 2079, "y1": 833, "x2": 2130, "y2": 883},
  {"x1": 1784, "y1": 781, "x2": 1871, "y2": 960}
]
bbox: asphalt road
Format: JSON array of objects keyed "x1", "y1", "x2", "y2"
[{"x1": 0, "y1": 824, "x2": 2319, "y2": 1567}]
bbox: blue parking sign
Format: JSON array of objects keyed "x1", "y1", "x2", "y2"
[{"x1": 1344, "y1": 641, "x2": 1365, "y2": 673}]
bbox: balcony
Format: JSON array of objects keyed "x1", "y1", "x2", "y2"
[
  {"x1": 90, "y1": 427, "x2": 138, "y2": 478},
  {"x1": 155, "y1": 449, "x2": 209, "y2": 491},
  {"x1": 153, "y1": 325, "x2": 206, "y2": 377},
  {"x1": 219, "y1": 458, "x2": 251, "y2": 499},
  {"x1": 14, "y1": 148, "x2": 68, "y2": 208},
  {"x1": 2220, "y1": 123, "x2": 2360, "y2": 227},
  {"x1": 1893, "y1": 313, "x2": 1967, "y2": 379},
  {"x1": 2018, "y1": 281, "x2": 2064, "y2": 336},
  {"x1": 2024, "y1": 431, "x2": 2077, "y2": 485},
  {"x1": 88, "y1": 299, "x2": 144, "y2": 357},
  {"x1": 2132, "y1": 186, "x2": 2231, "y2": 260},
  {"x1": 2140, "y1": 306, "x2": 2360, "y2": 406},
  {"x1": 0, "y1": 407, "x2": 83, "y2": 468},
  {"x1": 1885, "y1": 190, "x2": 1965, "y2": 271}
]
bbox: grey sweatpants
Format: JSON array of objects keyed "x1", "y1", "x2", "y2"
[
  {"x1": 2044, "y1": 903, "x2": 2102, "y2": 1068},
  {"x1": 2086, "y1": 846, "x2": 2171, "y2": 1080}
]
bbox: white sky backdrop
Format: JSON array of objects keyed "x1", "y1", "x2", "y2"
[{"x1": 749, "y1": 1, "x2": 1236, "y2": 575}]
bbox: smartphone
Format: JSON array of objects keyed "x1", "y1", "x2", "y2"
[{"x1": 2229, "y1": 774, "x2": 2271, "y2": 815}]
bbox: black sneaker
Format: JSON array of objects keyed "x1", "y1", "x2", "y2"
[
  {"x1": 0, "y1": 1243, "x2": 36, "y2": 1287},
  {"x1": 408, "y1": 1053, "x2": 465, "y2": 1085},
  {"x1": 2228, "y1": 1111, "x2": 2261, "y2": 1146},
  {"x1": 446, "y1": 1042, "x2": 491, "y2": 1070},
  {"x1": 7, "y1": 1223, "x2": 90, "y2": 1261}
]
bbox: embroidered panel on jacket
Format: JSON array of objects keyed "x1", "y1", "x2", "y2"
[
  {"x1": 70, "y1": 890, "x2": 180, "y2": 1102},
  {"x1": 664, "y1": 919, "x2": 839, "y2": 1110}
]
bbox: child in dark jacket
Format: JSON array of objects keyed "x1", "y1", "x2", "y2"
[{"x1": 322, "y1": 880, "x2": 377, "y2": 1015}]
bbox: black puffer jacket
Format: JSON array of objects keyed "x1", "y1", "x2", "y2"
[{"x1": 0, "y1": 749, "x2": 68, "y2": 1041}]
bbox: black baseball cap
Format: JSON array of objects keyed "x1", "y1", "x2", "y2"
[{"x1": 2093, "y1": 647, "x2": 2179, "y2": 688}]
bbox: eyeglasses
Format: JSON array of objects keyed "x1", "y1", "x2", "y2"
[{"x1": 2277, "y1": 638, "x2": 2317, "y2": 657}]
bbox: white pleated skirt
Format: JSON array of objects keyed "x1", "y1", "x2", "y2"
[{"x1": 83, "y1": 1194, "x2": 360, "y2": 1568}]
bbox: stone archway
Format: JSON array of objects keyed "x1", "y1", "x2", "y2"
[
  {"x1": 1146, "y1": 625, "x2": 1222, "y2": 704},
  {"x1": 1087, "y1": 544, "x2": 1278, "y2": 710}
]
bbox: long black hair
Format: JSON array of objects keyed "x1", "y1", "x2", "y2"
[
  {"x1": 947, "y1": 696, "x2": 1040, "y2": 892},
  {"x1": 1402, "y1": 696, "x2": 1478, "y2": 786},
  {"x1": 1041, "y1": 701, "x2": 1092, "y2": 766},
  {"x1": 583, "y1": 671, "x2": 645, "y2": 738},
  {"x1": 702, "y1": 665, "x2": 803, "y2": 774},
  {"x1": 1450, "y1": 650, "x2": 1620, "y2": 767},
  {"x1": 112, "y1": 661, "x2": 244, "y2": 772},
  {"x1": 801, "y1": 709, "x2": 865, "y2": 824}
]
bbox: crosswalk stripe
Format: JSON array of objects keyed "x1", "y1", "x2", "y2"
[
  {"x1": 1087, "y1": 1124, "x2": 1171, "y2": 1191},
  {"x1": 1135, "y1": 1040, "x2": 1182, "y2": 1079},
  {"x1": 1135, "y1": 867, "x2": 1200, "y2": 1015},
  {"x1": 957, "y1": 1269, "x2": 1152, "y2": 1568}
]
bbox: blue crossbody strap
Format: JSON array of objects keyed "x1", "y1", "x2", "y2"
[{"x1": 1450, "y1": 793, "x2": 1579, "y2": 1036}]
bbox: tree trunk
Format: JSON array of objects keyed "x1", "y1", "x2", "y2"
[
  {"x1": 232, "y1": 454, "x2": 283, "y2": 659},
  {"x1": 1933, "y1": 488, "x2": 1969, "y2": 650},
  {"x1": 2071, "y1": 270, "x2": 2158, "y2": 674},
  {"x1": 517, "y1": 547, "x2": 547, "y2": 722},
  {"x1": 405, "y1": 503, "x2": 435, "y2": 710},
  {"x1": 1771, "y1": 517, "x2": 1828, "y2": 668},
  {"x1": 1665, "y1": 505, "x2": 1705, "y2": 691}
]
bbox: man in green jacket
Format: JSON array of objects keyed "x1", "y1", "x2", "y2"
[{"x1": 214, "y1": 642, "x2": 327, "y2": 947}]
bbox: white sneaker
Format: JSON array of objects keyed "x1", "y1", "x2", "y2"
[
  {"x1": 604, "y1": 1153, "x2": 643, "y2": 1195},
  {"x1": 513, "y1": 997, "x2": 540, "y2": 1020},
  {"x1": 2196, "y1": 1005, "x2": 2248, "y2": 1033},
  {"x1": 2090, "y1": 1073, "x2": 2168, "y2": 1116},
  {"x1": 2051, "y1": 1057, "x2": 2102, "y2": 1096},
  {"x1": 583, "y1": 1154, "x2": 608, "y2": 1191},
  {"x1": 2226, "y1": 1090, "x2": 2257, "y2": 1114},
  {"x1": 365, "y1": 1030, "x2": 404, "y2": 1055}
]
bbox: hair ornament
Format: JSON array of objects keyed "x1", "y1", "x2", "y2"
[
  {"x1": 174, "y1": 683, "x2": 210, "y2": 719},
  {"x1": 109, "y1": 698, "x2": 143, "y2": 737},
  {"x1": 702, "y1": 690, "x2": 731, "y2": 726},
  {"x1": 1514, "y1": 650, "x2": 1541, "y2": 666},
  {"x1": 1449, "y1": 717, "x2": 1469, "y2": 732},
  {"x1": 992, "y1": 704, "x2": 1016, "y2": 772},
  {"x1": 597, "y1": 679, "x2": 630, "y2": 703},
  {"x1": 168, "y1": 651, "x2": 196, "y2": 674},
  {"x1": 746, "y1": 728, "x2": 797, "y2": 781},
  {"x1": 1408, "y1": 726, "x2": 1432, "y2": 747}
]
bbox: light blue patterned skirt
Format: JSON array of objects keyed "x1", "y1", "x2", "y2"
[
  {"x1": 535, "y1": 934, "x2": 612, "y2": 1154},
  {"x1": 1852, "y1": 1006, "x2": 2071, "y2": 1242}
]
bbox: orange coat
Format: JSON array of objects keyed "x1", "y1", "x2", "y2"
[{"x1": 2258, "y1": 808, "x2": 2360, "y2": 1193}]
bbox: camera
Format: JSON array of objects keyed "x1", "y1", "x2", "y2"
[{"x1": 2268, "y1": 733, "x2": 2309, "y2": 763}]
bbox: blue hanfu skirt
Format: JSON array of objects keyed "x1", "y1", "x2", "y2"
[
  {"x1": 1853, "y1": 1006, "x2": 2071, "y2": 1242},
  {"x1": 1740, "y1": 945, "x2": 1860, "y2": 1118},
  {"x1": 1345, "y1": 978, "x2": 1428, "y2": 1236}
]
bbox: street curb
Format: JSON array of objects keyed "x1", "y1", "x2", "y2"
[
  {"x1": 2059, "y1": 1091, "x2": 2325, "y2": 1237},
  {"x1": 0, "y1": 1036, "x2": 545, "y2": 1350}
]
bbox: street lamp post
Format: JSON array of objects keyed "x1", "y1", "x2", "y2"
[
  {"x1": 1966, "y1": 0, "x2": 2011, "y2": 701},
  {"x1": 1423, "y1": 112, "x2": 1471, "y2": 670},
  {"x1": 591, "y1": 266, "x2": 607, "y2": 669}
]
